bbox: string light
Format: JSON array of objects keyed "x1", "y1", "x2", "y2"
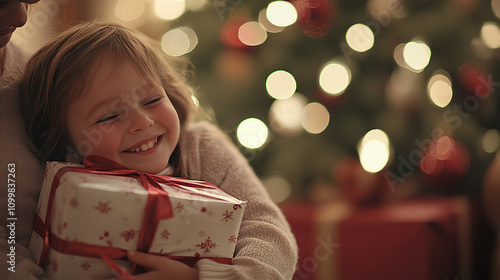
[
  {"x1": 427, "y1": 71, "x2": 453, "y2": 108},
  {"x1": 269, "y1": 93, "x2": 307, "y2": 135},
  {"x1": 154, "y1": 0, "x2": 186, "y2": 20},
  {"x1": 262, "y1": 176, "x2": 292, "y2": 203},
  {"x1": 319, "y1": 62, "x2": 351, "y2": 95},
  {"x1": 345, "y1": 23, "x2": 375, "y2": 52},
  {"x1": 114, "y1": 0, "x2": 145, "y2": 22},
  {"x1": 302, "y1": 102, "x2": 330, "y2": 134},
  {"x1": 237, "y1": 118, "x2": 269, "y2": 149},
  {"x1": 480, "y1": 21, "x2": 500, "y2": 49},
  {"x1": 266, "y1": 1, "x2": 298, "y2": 27},
  {"x1": 483, "y1": 129, "x2": 500, "y2": 153},
  {"x1": 161, "y1": 27, "x2": 198, "y2": 56},
  {"x1": 266, "y1": 70, "x2": 297, "y2": 100},
  {"x1": 493, "y1": 0, "x2": 500, "y2": 19},
  {"x1": 403, "y1": 40, "x2": 431, "y2": 72},
  {"x1": 238, "y1": 21, "x2": 268, "y2": 46},
  {"x1": 358, "y1": 129, "x2": 390, "y2": 173},
  {"x1": 258, "y1": 9, "x2": 285, "y2": 33}
]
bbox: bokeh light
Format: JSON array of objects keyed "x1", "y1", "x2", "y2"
[
  {"x1": 393, "y1": 43, "x2": 406, "y2": 68},
  {"x1": 319, "y1": 62, "x2": 351, "y2": 95},
  {"x1": 238, "y1": 21, "x2": 268, "y2": 46},
  {"x1": 269, "y1": 93, "x2": 307, "y2": 135},
  {"x1": 483, "y1": 129, "x2": 500, "y2": 153},
  {"x1": 302, "y1": 102, "x2": 330, "y2": 134},
  {"x1": 266, "y1": 1, "x2": 298, "y2": 27},
  {"x1": 186, "y1": 0, "x2": 207, "y2": 11},
  {"x1": 345, "y1": 23, "x2": 375, "y2": 52},
  {"x1": 161, "y1": 27, "x2": 198, "y2": 57},
  {"x1": 358, "y1": 129, "x2": 390, "y2": 173},
  {"x1": 266, "y1": 70, "x2": 297, "y2": 100},
  {"x1": 114, "y1": 0, "x2": 145, "y2": 22},
  {"x1": 237, "y1": 118, "x2": 269, "y2": 149},
  {"x1": 262, "y1": 176, "x2": 292, "y2": 203},
  {"x1": 493, "y1": 0, "x2": 500, "y2": 19},
  {"x1": 403, "y1": 40, "x2": 431, "y2": 72},
  {"x1": 154, "y1": 0, "x2": 186, "y2": 20},
  {"x1": 427, "y1": 71, "x2": 453, "y2": 108},
  {"x1": 480, "y1": 21, "x2": 500, "y2": 49},
  {"x1": 258, "y1": 9, "x2": 285, "y2": 33}
]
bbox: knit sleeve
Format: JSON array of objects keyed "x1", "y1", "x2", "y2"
[{"x1": 179, "y1": 122, "x2": 298, "y2": 280}]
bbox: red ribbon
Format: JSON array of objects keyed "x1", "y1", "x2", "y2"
[{"x1": 34, "y1": 155, "x2": 225, "y2": 277}]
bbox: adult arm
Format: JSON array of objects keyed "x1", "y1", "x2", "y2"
[{"x1": 179, "y1": 122, "x2": 298, "y2": 280}]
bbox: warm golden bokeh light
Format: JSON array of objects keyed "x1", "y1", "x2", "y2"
[
  {"x1": 427, "y1": 72, "x2": 453, "y2": 108},
  {"x1": 161, "y1": 27, "x2": 198, "y2": 57},
  {"x1": 319, "y1": 62, "x2": 351, "y2": 95},
  {"x1": 154, "y1": 0, "x2": 186, "y2": 20},
  {"x1": 238, "y1": 21, "x2": 268, "y2": 46},
  {"x1": 266, "y1": 70, "x2": 297, "y2": 100},
  {"x1": 403, "y1": 40, "x2": 431, "y2": 72},
  {"x1": 266, "y1": 1, "x2": 298, "y2": 27},
  {"x1": 483, "y1": 129, "x2": 500, "y2": 153},
  {"x1": 358, "y1": 129, "x2": 390, "y2": 173},
  {"x1": 269, "y1": 94, "x2": 307, "y2": 135},
  {"x1": 237, "y1": 118, "x2": 269, "y2": 149},
  {"x1": 114, "y1": 0, "x2": 145, "y2": 22},
  {"x1": 345, "y1": 23, "x2": 375, "y2": 53},
  {"x1": 480, "y1": 21, "x2": 500, "y2": 49},
  {"x1": 301, "y1": 102, "x2": 330, "y2": 134}
]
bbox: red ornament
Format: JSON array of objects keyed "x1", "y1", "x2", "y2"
[
  {"x1": 334, "y1": 157, "x2": 389, "y2": 207},
  {"x1": 220, "y1": 18, "x2": 248, "y2": 48},
  {"x1": 459, "y1": 62, "x2": 491, "y2": 98},
  {"x1": 420, "y1": 136, "x2": 470, "y2": 189},
  {"x1": 291, "y1": 0, "x2": 337, "y2": 38}
]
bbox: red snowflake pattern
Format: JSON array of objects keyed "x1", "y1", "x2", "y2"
[
  {"x1": 80, "y1": 261, "x2": 91, "y2": 270},
  {"x1": 228, "y1": 235, "x2": 236, "y2": 243},
  {"x1": 94, "y1": 201, "x2": 112, "y2": 214},
  {"x1": 221, "y1": 210, "x2": 234, "y2": 222},
  {"x1": 194, "y1": 236, "x2": 219, "y2": 254},
  {"x1": 174, "y1": 203, "x2": 185, "y2": 213},
  {"x1": 69, "y1": 197, "x2": 79, "y2": 208},
  {"x1": 120, "y1": 229, "x2": 138, "y2": 242},
  {"x1": 99, "y1": 231, "x2": 113, "y2": 246},
  {"x1": 161, "y1": 229, "x2": 170, "y2": 239}
]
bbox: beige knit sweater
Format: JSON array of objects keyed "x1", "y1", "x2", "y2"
[
  {"x1": 1, "y1": 43, "x2": 298, "y2": 279},
  {"x1": 0, "y1": 42, "x2": 46, "y2": 279}
]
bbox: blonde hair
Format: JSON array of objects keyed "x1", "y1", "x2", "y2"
[{"x1": 20, "y1": 22, "x2": 194, "y2": 168}]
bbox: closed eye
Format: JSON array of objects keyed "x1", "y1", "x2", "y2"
[
  {"x1": 145, "y1": 97, "x2": 163, "y2": 106},
  {"x1": 96, "y1": 115, "x2": 119, "y2": 124}
]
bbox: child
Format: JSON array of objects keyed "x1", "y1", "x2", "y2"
[{"x1": 20, "y1": 22, "x2": 298, "y2": 280}]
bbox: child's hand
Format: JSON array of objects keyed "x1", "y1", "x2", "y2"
[{"x1": 122, "y1": 250, "x2": 198, "y2": 280}]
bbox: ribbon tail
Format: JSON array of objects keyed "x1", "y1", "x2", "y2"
[{"x1": 99, "y1": 254, "x2": 135, "y2": 280}]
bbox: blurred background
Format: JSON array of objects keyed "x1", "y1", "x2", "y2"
[{"x1": 13, "y1": 0, "x2": 500, "y2": 204}]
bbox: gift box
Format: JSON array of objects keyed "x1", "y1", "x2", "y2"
[
  {"x1": 281, "y1": 196, "x2": 492, "y2": 280},
  {"x1": 29, "y1": 157, "x2": 246, "y2": 280}
]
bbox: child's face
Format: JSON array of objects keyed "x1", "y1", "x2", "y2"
[{"x1": 66, "y1": 58, "x2": 181, "y2": 173}]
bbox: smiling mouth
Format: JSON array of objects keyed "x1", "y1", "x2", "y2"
[{"x1": 124, "y1": 136, "x2": 160, "y2": 153}]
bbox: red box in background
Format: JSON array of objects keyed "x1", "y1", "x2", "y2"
[{"x1": 280, "y1": 197, "x2": 494, "y2": 280}]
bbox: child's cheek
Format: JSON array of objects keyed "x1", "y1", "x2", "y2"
[{"x1": 81, "y1": 124, "x2": 124, "y2": 159}]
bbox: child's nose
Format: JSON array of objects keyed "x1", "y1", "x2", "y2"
[{"x1": 128, "y1": 109, "x2": 154, "y2": 134}]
